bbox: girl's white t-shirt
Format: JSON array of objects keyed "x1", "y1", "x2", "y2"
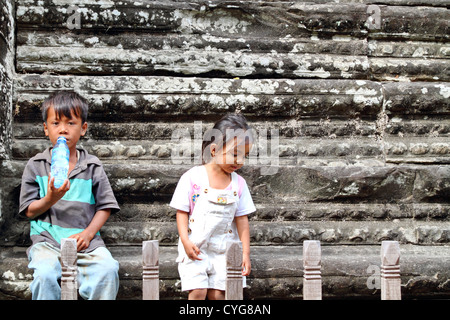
[{"x1": 170, "y1": 166, "x2": 256, "y2": 217}]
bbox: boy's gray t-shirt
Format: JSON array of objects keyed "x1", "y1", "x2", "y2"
[{"x1": 19, "y1": 146, "x2": 120, "y2": 256}]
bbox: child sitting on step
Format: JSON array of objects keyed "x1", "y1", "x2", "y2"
[{"x1": 19, "y1": 91, "x2": 120, "y2": 300}]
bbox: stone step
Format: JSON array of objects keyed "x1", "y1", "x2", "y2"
[
  {"x1": 1, "y1": 244, "x2": 449, "y2": 299},
  {"x1": 13, "y1": 76, "x2": 385, "y2": 121},
  {"x1": 365, "y1": 0, "x2": 448, "y2": 8},
  {"x1": 4, "y1": 220, "x2": 450, "y2": 248},
  {"x1": 17, "y1": 33, "x2": 450, "y2": 62},
  {"x1": 17, "y1": 31, "x2": 368, "y2": 56},
  {"x1": 115, "y1": 202, "x2": 450, "y2": 222},
  {"x1": 13, "y1": 76, "x2": 449, "y2": 122},
  {"x1": 11, "y1": 136, "x2": 450, "y2": 165},
  {"x1": 367, "y1": 5, "x2": 448, "y2": 41},
  {"x1": 368, "y1": 40, "x2": 450, "y2": 59},
  {"x1": 2, "y1": 162, "x2": 449, "y2": 219},
  {"x1": 11, "y1": 137, "x2": 387, "y2": 162},
  {"x1": 15, "y1": 1, "x2": 369, "y2": 37},
  {"x1": 2, "y1": 162, "x2": 449, "y2": 204},
  {"x1": 17, "y1": 46, "x2": 371, "y2": 79},
  {"x1": 370, "y1": 57, "x2": 449, "y2": 82},
  {"x1": 15, "y1": 1, "x2": 449, "y2": 80},
  {"x1": 101, "y1": 220, "x2": 450, "y2": 246},
  {"x1": 17, "y1": 45, "x2": 450, "y2": 81},
  {"x1": 4, "y1": 200, "x2": 450, "y2": 248},
  {"x1": 16, "y1": 1, "x2": 448, "y2": 40},
  {"x1": 13, "y1": 119, "x2": 379, "y2": 140}
]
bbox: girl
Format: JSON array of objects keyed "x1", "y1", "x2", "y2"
[{"x1": 170, "y1": 113, "x2": 255, "y2": 300}]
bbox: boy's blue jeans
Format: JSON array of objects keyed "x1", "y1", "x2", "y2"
[{"x1": 28, "y1": 242, "x2": 119, "y2": 300}]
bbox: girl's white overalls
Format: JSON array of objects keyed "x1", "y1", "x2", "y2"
[{"x1": 177, "y1": 169, "x2": 243, "y2": 291}]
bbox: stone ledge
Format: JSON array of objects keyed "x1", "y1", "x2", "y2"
[
  {"x1": 5, "y1": 220, "x2": 450, "y2": 248},
  {"x1": 9, "y1": 137, "x2": 450, "y2": 164},
  {"x1": 12, "y1": 137, "x2": 387, "y2": 161},
  {"x1": 3, "y1": 203, "x2": 450, "y2": 247},
  {"x1": 2, "y1": 162, "x2": 449, "y2": 203},
  {"x1": 13, "y1": 76, "x2": 384, "y2": 120},
  {"x1": 13, "y1": 76, "x2": 449, "y2": 122},
  {"x1": 1, "y1": 244, "x2": 449, "y2": 299},
  {"x1": 17, "y1": 46, "x2": 371, "y2": 79},
  {"x1": 15, "y1": 1, "x2": 448, "y2": 40}
]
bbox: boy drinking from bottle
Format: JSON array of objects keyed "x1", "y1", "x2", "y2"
[{"x1": 19, "y1": 91, "x2": 120, "y2": 300}]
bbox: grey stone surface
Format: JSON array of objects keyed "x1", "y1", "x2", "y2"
[
  {"x1": 0, "y1": 0, "x2": 449, "y2": 300},
  {"x1": 0, "y1": 0, "x2": 14, "y2": 162}
]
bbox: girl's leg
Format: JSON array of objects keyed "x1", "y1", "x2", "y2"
[
  {"x1": 77, "y1": 247, "x2": 119, "y2": 300},
  {"x1": 207, "y1": 289, "x2": 225, "y2": 300},
  {"x1": 27, "y1": 242, "x2": 62, "y2": 300},
  {"x1": 188, "y1": 288, "x2": 207, "y2": 300}
]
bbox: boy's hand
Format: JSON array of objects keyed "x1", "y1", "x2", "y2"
[
  {"x1": 47, "y1": 175, "x2": 70, "y2": 202},
  {"x1": 182, "y1": 239, "x2": 202, "y2": 261},
  {"x1": 69, "y1": 209, "x2": 111, "y2": 252},
  {"x1": 69, "y1": 231, "x2": 92, "y2": 252},
  {"x1": 24, "y1": 176, "x2": 70, "y2": 219}
]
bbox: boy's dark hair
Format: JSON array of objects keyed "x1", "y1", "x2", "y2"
[
  {"x1": 42, "y1": 91, "x2": 89, "y2": 123},
  {"x1": 202, "y1": 113, "x2": 253, "y2": 164}
]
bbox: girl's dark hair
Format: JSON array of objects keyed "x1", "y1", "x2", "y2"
[
  {"x1": 202, "y1": 113, "x2": 253, "y2": 164},
  {"x1": 42, "y1": 91, "x2": 89, "y2": 123}
]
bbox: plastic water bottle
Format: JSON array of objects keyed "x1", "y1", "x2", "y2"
[{"x1": 51, "y1": 136, "x2": 70, "y2": 188}]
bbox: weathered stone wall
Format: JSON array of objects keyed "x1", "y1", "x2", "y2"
[
  {"x1": 0, "y1": 0, "x2": 14, "y2": 235},
  {"x1": 0, "y1": 0, "x2": 449, "y2": 299}
]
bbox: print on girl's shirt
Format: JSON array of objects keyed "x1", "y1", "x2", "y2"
[
  {"x1": 217, "y1": 196, "x2": 227, "y2": 204},
  {"x1": 171, "y1": 166, "x2": 255, "y2": 217}
]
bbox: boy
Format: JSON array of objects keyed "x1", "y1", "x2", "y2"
[{"x1": 19, "y1": 91, "x2": 120, "y2": 300}]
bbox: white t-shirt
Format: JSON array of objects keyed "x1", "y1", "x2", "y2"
[{"x1": 170, "y1": 166, "x2": 256, "y2": 217}]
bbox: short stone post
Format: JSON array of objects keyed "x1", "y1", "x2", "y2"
[
  {"x1": 225, "y1": 241, "x2": 243, "y2": 300},
  {"x1": 142, "y1": 240, "x2": 159, "y2": 300},
  {"x1": 303, "y1": 240, "x2": 322, "y2": 300},
  {"x1": 60, "y1": 238, "x2": 78, "y2": 300},
  {"x1": 381, "y1": 241, "x2": 401, "y2": 300}
]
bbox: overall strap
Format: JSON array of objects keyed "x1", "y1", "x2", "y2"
[
  {"x1": 200, "y1": 165, "x2": 210, "y2": 194},
  {"x1": 231, "y1": 172, "x2": 239, "y2": 196}
]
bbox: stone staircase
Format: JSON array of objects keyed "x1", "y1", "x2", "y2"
[{"x1": 0, "y1": 0, "x2": 449, "y2": 299}]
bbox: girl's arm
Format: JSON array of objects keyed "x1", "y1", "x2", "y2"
[
  {"x1": 176, "y1": 210, "x2": 201, "y2": 260},
  {"x1": 235, "y1": 215, "x2": 251, "y2": 276}
]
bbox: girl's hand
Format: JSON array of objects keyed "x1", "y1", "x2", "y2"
[
  {"x1": 183, "y1": 240, "x2": 202, "y2": 261},
  {"x1": 242, "y1": 253, "x2": 251, "y2": 276}
]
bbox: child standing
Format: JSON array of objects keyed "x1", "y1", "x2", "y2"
[
  {"x1": 170, "y1": 113, "x2": 256, "y2": 300},
  {"x1": 19, "y1": 91, "x2": 120, "y2": 300}
]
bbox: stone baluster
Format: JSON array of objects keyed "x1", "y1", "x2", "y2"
[
  {"x1": 381, "y1": 241, "x2": 401, "y2": 300},
  {"x1": 143, "y1": 240, "x2": 159, "y2": 300},
  {"x1": 303, "y1": 240, "x2": 322, "y2": 300},
  {"x1": 60, "y1": 238, "x2": 78, "y2": 300},
  {"x1": 225, "y1": 241, "x2": 243, "y2": 300}
]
